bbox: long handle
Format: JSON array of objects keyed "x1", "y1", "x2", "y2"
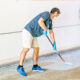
[{"x1": 46, "y1": 35, "x2": 65, "y2": 62}]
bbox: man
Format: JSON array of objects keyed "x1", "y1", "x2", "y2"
[{"x1": 17, "y1": 8, "x2": 60, "y2": 76}]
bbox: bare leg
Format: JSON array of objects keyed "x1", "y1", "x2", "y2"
[
  {"x1": 19, "y1": 48, "x2": 29, "y2": 66},
  {"x1": 33, "y1": 47, "x2": 39, "y2": 65}
]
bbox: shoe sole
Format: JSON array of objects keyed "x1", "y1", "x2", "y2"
[
  {"x1": 17, "y1": 69, "x2": 27, "y2": 76},
  {"x1": 32, "y1": 70, "x2": 45, "y2": 72}
]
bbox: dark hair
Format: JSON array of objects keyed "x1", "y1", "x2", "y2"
[{"x1": 50, "y1": 8, "x2": 60, "y2": 14}]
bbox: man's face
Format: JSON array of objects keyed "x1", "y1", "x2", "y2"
[{"x1": 51, "y1": 12, "x2": 59, "y2": 18}]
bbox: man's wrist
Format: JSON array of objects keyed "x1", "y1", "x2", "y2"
[
  {"x1": 52, "y1": 41, "x2": 56, "y2": 43},
  {"x1": 43, "y1": 30, "x2": 47, "y2": 36},
  {"x1": 44, "y1": 28, "x2": 47, "y2": 31}
]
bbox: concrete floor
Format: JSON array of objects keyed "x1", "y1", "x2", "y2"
[{"x1": 0, "y1": 49, "x2": 80, "y2": 80}]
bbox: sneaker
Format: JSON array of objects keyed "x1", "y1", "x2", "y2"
[
  {"x1": 32, "y1": 65, "x2": 46, "y2": 72},
  {"x1": 17, "y1": 65, "x2": 27, "y2": 76}
]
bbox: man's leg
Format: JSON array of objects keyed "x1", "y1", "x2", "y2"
[
  {"x1": 19, "y1": 29, "x2": 33, "y2": 66},
  {"x1": 17, "y1": 29, "x2": 33, "y2": 76},
  {"x1": 32, "y1": 47, "x2": 46, "y2": 72},
  {"x1": 32, "y1": 38, "x2": 46, "y2": 72},
  {"x1": 19, "y1": 48, "x2": 29, "y2": 66},
  {"x1": 33, "y1": 47, "x2": 39, "y2": 65},
  {"x1": 17, "y1": 48, "x2": 30, "y2": 76}
]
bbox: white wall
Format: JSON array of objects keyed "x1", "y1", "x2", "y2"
[
  {"x1": 0, "y1": 0, "x2": 80, "y2": 63},
  {"x1": 0, "y1": 0, "x2": 16, "y2": 33}
]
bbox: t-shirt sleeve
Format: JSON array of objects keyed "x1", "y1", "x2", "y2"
[
  {"x1": 41, "y1": 12, "x2": 50, "y2": 21},
  {"x1": 49, "y1": 20, "x2": 53, "y2": 30}
]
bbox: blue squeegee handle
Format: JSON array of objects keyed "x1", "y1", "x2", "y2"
[{"x1": 46, "y1": 35, "x2": 65, "y2": 62}]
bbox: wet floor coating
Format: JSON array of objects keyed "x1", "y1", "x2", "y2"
[
  {"x1": 0, "y1": 49, "x2": 80, "y2": 80},
  {"x1": 43, "y1": 49, "x2": 80, "y2": 70}
]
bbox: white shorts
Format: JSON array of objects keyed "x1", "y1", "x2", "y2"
[{"x1": 22, "y1": 29, "x2": 39, "y2": 48}]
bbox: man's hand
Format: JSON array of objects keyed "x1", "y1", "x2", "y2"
[{"x1": 52, "y1": 42, "x2": 56, "y2": 50}]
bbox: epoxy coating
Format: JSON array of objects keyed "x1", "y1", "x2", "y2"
[{"x1": 42, "y1": 49, "x2": 80, "y2": 70}]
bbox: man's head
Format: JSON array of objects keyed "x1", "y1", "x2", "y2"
[{"x1": 50, "y1": 8, "x2": 60, "y2": 19}]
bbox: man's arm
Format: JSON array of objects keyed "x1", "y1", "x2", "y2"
[
  {"x1": 49, "y1": 30, "x2": 55, "y2": 42},
  {"x1": 49, "y1": 30, "x2": 57, "y2": 50},
  {"x1": 38, "y1": 18, "x2": 47, "y2": 31}
]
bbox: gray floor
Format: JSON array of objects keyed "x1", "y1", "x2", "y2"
[{"x1": 0, "y1": 49, "x2": 80, "y2": 80}]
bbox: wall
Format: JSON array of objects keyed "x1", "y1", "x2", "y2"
[{"x1": 0, "y1": 0, "x2": 80, "y2": 64}]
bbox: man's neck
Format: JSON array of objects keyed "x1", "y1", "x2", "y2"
[{"x1": 50, "y1": 13, "x2": 54, "y2": 19}]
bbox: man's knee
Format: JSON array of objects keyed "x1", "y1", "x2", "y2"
[
  {"x1": 22, "y1": 48, "x2": 30, "y2": 53},
  {"x1": 33, "y1": 47, "x2": 39, "y2": 53}
]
